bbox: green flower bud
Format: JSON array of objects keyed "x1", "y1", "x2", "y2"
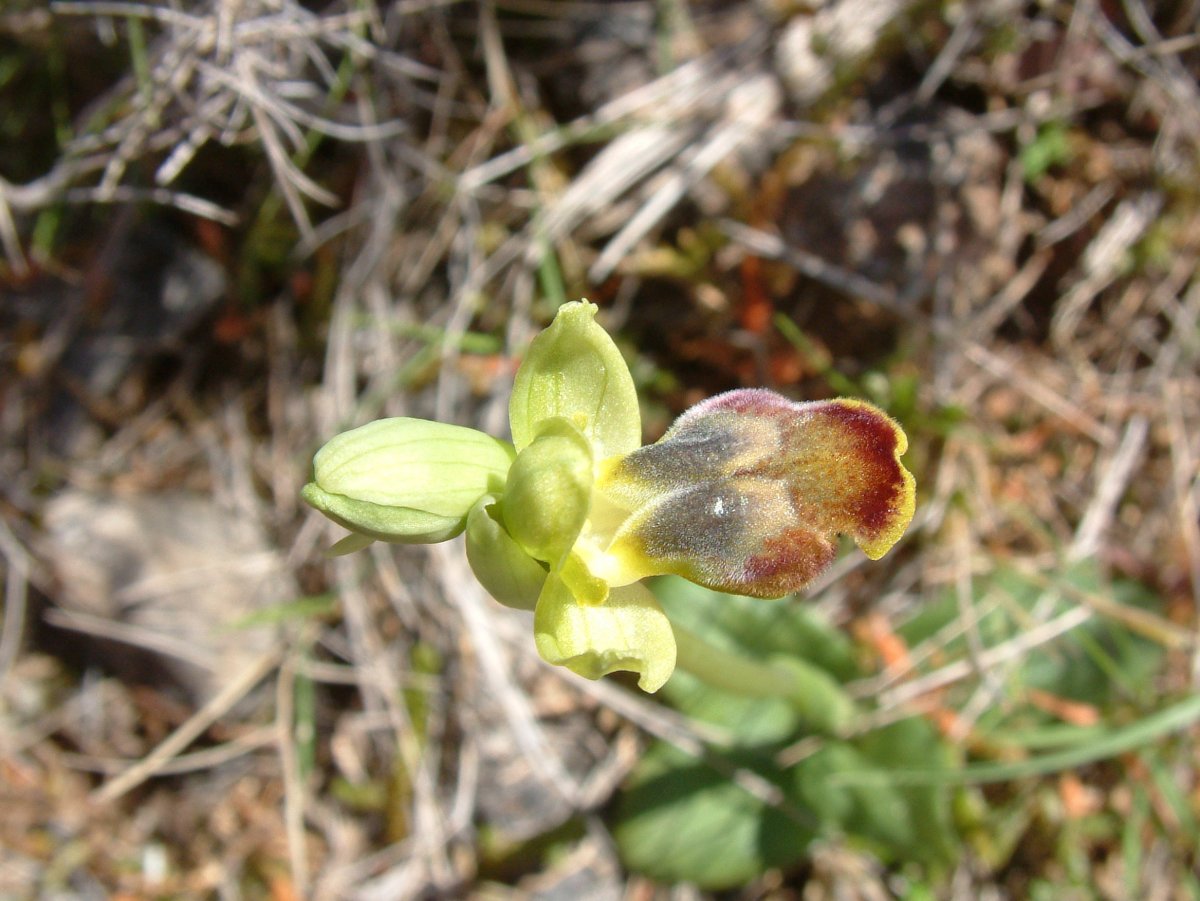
[
  {"x1": 302, "y1": 417, "x2": 515, "y2": 545},
  {"x1": 465, "y1": 495, "x2": 547, "y2": 610},
  {"x1": 500, "y1": 417, "x2": 593, "y2": 564}
]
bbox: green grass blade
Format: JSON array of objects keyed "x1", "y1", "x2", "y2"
[{"x1": 830, "y1": 693, "x2": 1200, "y2": 787}]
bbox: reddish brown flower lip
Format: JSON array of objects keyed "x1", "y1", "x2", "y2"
[{"x1": 599, "y1": 389, "x2": 915, "y2": 598}]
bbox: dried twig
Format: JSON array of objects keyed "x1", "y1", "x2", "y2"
[{"x1": 90, "y1": 647, "x2": 283, "y2": 804}]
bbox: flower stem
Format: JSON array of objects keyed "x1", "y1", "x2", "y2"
[{"x1": 672, "y1": 622, "x2": 857, "y2": 735}]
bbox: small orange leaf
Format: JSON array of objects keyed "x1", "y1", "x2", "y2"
[
  {"x1": 1026, "y1": 688, "x2": 1101, "y2": 726},
  {"x1": 856, "y1": 611, "x2": 913, "y2": 672},
  {"x1": 1059, "y1": 771, "x2": 1102, "y2": 819}
]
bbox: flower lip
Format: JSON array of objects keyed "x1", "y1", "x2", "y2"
[
  {"x1": 755, "y1": 392, "x2": 913, "y2": 556},
  {"x1": 597, "y1": 388, "x2": 915, "y2": 598}
]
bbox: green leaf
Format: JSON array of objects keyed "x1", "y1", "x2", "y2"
[
  {"x1": 792, "y1": 742, "x2": 915, "y2": 855},
  {"x1": 662, "y1": 661, "x2": 801, "y2": 746},
  {"x1": 614, "y1": 742, "x2": 812, "y2": 888},
  {"x1": 652, "y1": 577, "x2": 859, "y2": 738},
  {"x1": 898, "y1": 562, "x2": 1167, "y2": 720},
  {"x1": 1020, "y1": 121, "x2": 1072, "y2": 181},
  {"x1": 509, "y1": 300, "x2": 641, "y2": 458},
  {"x1": 903, "y1": 563, "x2": 1168, "y2": 713},
  {"x1": 789, "y1": 719, "x2": 958, "y2": 865},
  {"x1": 1019, "y1": 570, "x2": 1166, "y2": 707},
  {"x1": 856, "y1": 717, "x2": 960, "y2": 862},
  {"x1": 654, "y1": 576, "x2": 859, "y2": 681},
  {"x1": 228, "y1": 593, "x2": 338, "y2": 629},
  {"x1": 848, "y1": 692, "x2": 1200, "y2": 786},
  {"x1": 669, "y1": 622, "x2": 855, "y2": 739}
]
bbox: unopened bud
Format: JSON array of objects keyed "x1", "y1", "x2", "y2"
[{"x1": 302, "y1": 417, "x2": 514, "y2": 545}]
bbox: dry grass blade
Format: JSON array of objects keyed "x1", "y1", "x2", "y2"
[
  {"x1": 1069, "y1": 415, "x2": 1150, "y2": 561},
  {"x1": 873, "y1": 605, "x2": 1095, "y2": 711},
  {"x1": 8, "y1": 0, "x2": 409, "y2": 238},
  {"x1": 431, "y1": 541, "x2": 582, "y2": 804},
  {"x1": 589, "y1": 75, "x2": 781, "y2": 282},
  {"x1": 41, "y1": 609, "x2": 220, "y2": 671},
  {"x1": 0, "y1": 190, "x2": 28, "y2": 275},
  {"x1": 90, "y1": 647, "x2": 283, "y2": 804},
  {"x1": 60, "y1": 725, "x2": 277, "y2": 776},
  {"x1": 1164, "y1": 378, "x2": 1200, "y2": 682},
  {"x1": 0, "y1": 518, "x2": 32, "y2": 691}
]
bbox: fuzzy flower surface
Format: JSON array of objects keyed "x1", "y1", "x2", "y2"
[{"x1": 303, "y1": 301, "x2": 915, "y2": 692}]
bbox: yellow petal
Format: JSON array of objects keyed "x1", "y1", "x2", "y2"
[{"x1": 534, "y1": 576, "x2": 676, "y2": 692}]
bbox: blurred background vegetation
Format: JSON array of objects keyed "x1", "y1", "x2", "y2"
[{"x1": 1, "y1": 0, "x2": 1199, "y2": 897}]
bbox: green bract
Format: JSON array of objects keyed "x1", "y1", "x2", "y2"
[{"x1": 302, "y1": 299, "x2": 917, "y2": 694}]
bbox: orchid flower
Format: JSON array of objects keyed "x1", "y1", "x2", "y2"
[{"x1": 303, "y1": 301, "x2": 915, "y2": 693}]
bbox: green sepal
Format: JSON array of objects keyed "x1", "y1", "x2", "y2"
[
  {"x1": 509, "y1": 300, "x2": 641, "y2": 458},
  {"x1": 501, "y1": 417, "x2": 593, "y2": 564},
  {"x1": 303, "y1": 417, "x2": 515, "y2": 545},
  {"x1": 302, "y1": 483, "x2": 465, "y2": 545},
  {"x1": 534, "y1": 576, "x2": 676, "y2": 692},
  {"x1": 465, "y1": 496, "x2": 547, "y2": 610},
  {"x1": 327, "y1": 532, "x2": 376, "y2": 556}
]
